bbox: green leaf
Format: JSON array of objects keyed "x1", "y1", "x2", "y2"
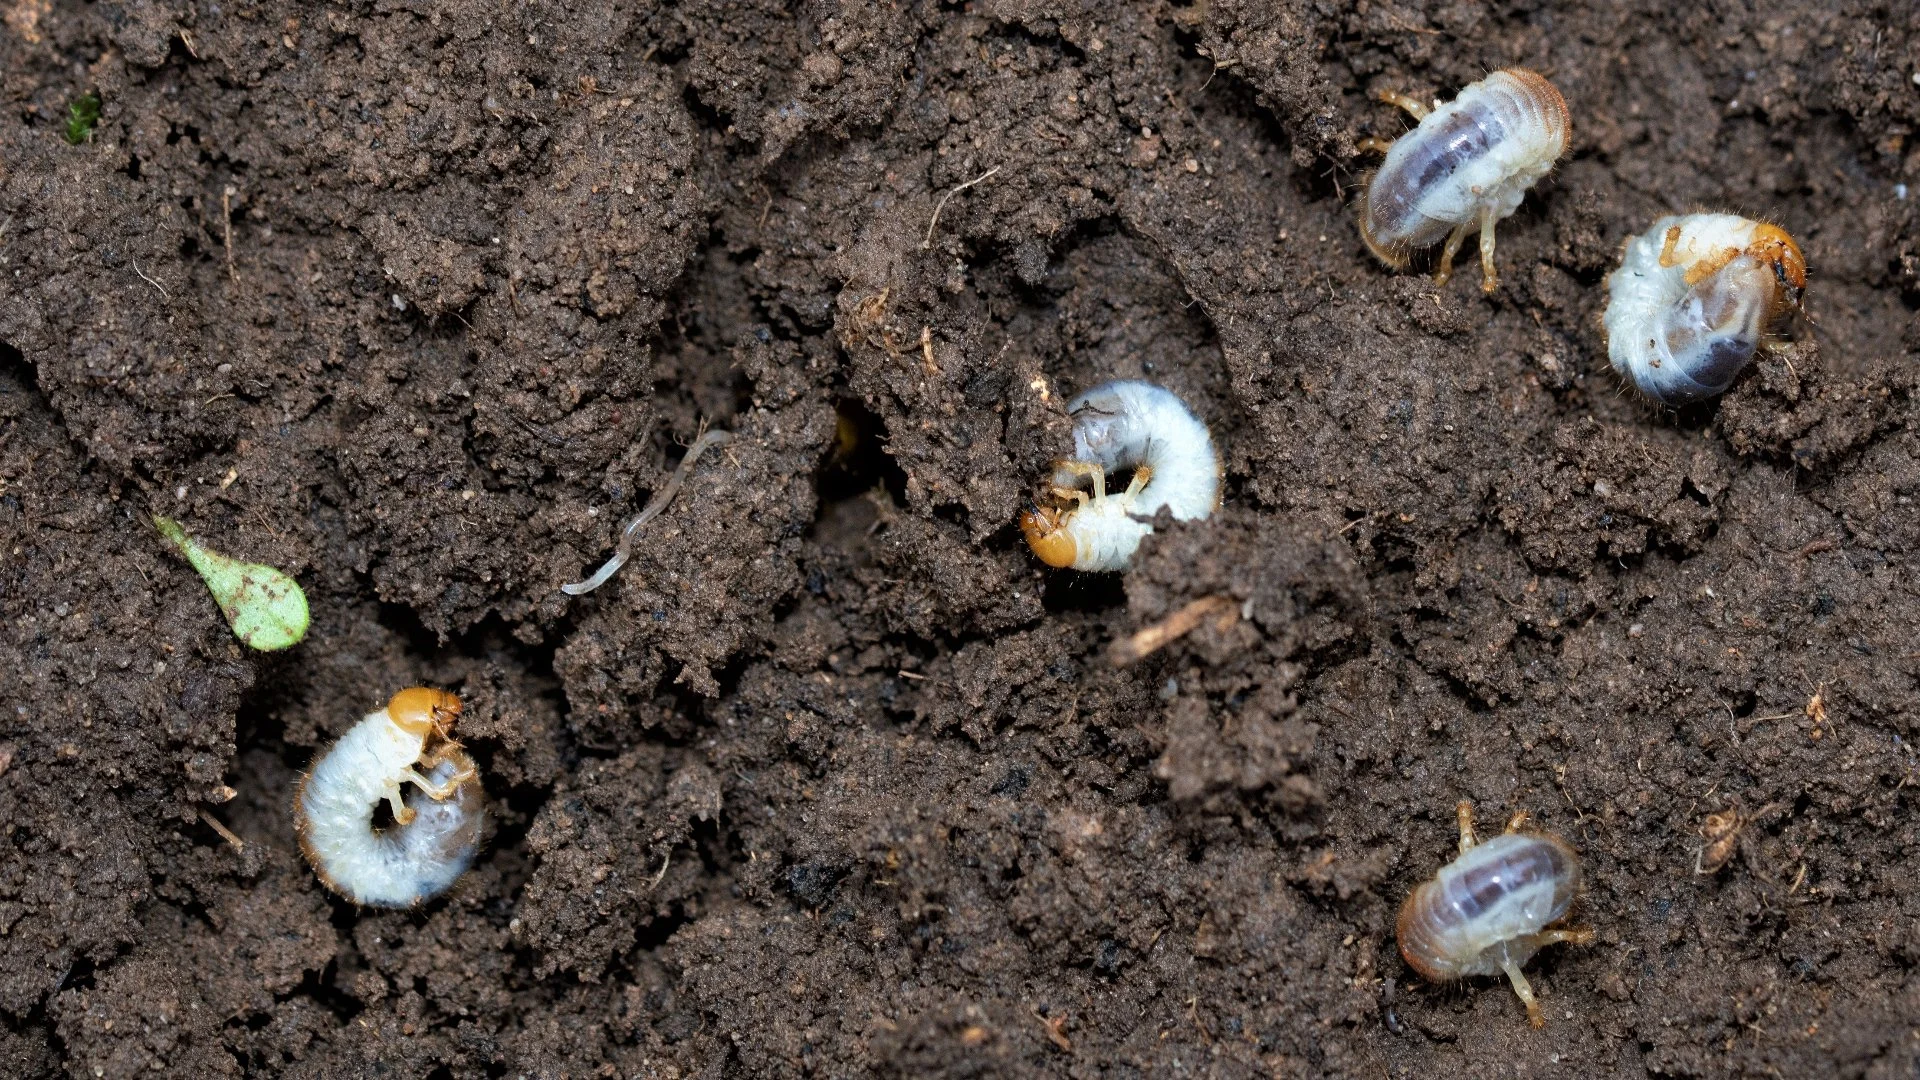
[
  {"x1": 64, "y1": 93, "x2": 101, "y2": 145},
  {"x1": 153, "y1": 515, "x2": 310, "y2": 651}
]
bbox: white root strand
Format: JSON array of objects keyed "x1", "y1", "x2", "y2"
[{"x1": 561, "y1": 429, "x2": 734, "y2": 596}]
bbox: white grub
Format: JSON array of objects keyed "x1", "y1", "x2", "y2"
[
  {"x1": 295, "y1": 688, "x2": 484, "y2": 908},
  {"x1": 1358, "y1": 68, "x2": 1571, "y2": 292},
  {"x1": 1396, "y1": 801, "x2": 1593, "y2": 1027},
  {"x1": 1019, "y1": 380, "x2": 1220, "y2": 572},
  {"x1": 1603, "y1": 213, "x2": 1807, "y2": 405}
]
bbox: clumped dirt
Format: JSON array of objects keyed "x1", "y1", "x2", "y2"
[{"x1": 4, "y1": 0, "x2": 1920, "y2": 1075}]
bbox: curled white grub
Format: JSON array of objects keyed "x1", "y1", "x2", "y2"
[
  {"x1": 1019, "y1": 380, "x2": 1220, "y2": 572},
  {"x1": 295, "y1": 688, "x2": 484, "y2": 908}
]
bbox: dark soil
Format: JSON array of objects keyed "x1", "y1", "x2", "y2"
[{"x1": 5, "y1": 0, "x2": 1920, "y2": 1075}]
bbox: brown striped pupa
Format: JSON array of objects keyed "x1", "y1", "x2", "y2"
[
  {"x1": 1396, "y1": 801, "x2": 1593, "y2": 1026},
  {"x1": 1358, "y1": 69, "x2": 1571, "y2": 293}
]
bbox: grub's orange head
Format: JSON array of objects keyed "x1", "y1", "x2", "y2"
[
  {"x1": 1019, "y1": 505, "x2": 1077, "y2": 569},
  {"x1": 1747, "y1": 224, "x2": 1807, "y2": 292},
  {"x1": 387, "y1": 687, "x2": 462, "y2": 739}
]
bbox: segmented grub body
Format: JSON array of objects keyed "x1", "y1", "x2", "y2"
[
  {"x1": 1603, "y1": 213, "x2": 1807, "y2": 405},
  {"x1": 1018, "y1": 381, "x2": 1220, "y2": 573}
]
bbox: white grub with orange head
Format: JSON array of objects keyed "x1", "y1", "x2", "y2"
[
  {"x1": 1604, "y1": 213, "x2": 1807, "y2": 405},
  {"x1": 295, "y1": 687, "x2": 485, "y2": 908},
  {"x1": 1019, "y1": 381, "x2": 1220, "y2": 573},
  {"x1": 1358, "y1": 68, "x2": 1571, "y2": 292}
]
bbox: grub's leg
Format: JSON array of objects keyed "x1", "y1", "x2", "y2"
[
  {"x1": 1498, "y1": 955, "x2": 1545, "y2": 1028},
  {"x1": 1375, "y1": 89, "x2": 1432, "y2": 121},
  {"x1": 383, "y1": 779, "x2": 417, "y2": 826},
  {"x1": 1455, "y1": 800, "x2": 1478, "y2": 854},
  {"x1": 1049, "y1": 487, "x2": 1091, "y2": 510},
  {"x1": 1504, "y1": 808, "x2": 1531, "y2": 834},
  {"x1": 1123, "y1": 464, "x2": 1154, "y2": 500},
  {"x1": 437, "y1": 756, "x2": 479, "y2": 786},
  {"x1": 1658, "y1": 225, "x2": 1682, "y2": 268},
  {"x1": 1357, "y1": 136, "x2": 1397, "y2": 155},
  {"x1": 1053, "y1": 461, "x2": 1109, "y2": 505},
  {"x1": 399, "y1": 766, "x2": 460, "y2": 801},
  {"x1": 1478, "y1": 208, "x2": 1501, "y2": 294},
  {"x1": 1435, "y1": 222, "x2": 1474, "y2": 287}
]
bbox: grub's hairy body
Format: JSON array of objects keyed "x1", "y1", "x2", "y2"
[
  {"x1": 1039, "y1": 380, "x2": 1220, "y2": 572},
  {"x1": 1604, "y1": 213, "x2": 1802, "y2": 404},
  {"x1": 297, "y1": 703, "x2": 481, "y2": 907},
  {"x1": 1361, "y1": 70, "x2": 1569, "y2": 264}
]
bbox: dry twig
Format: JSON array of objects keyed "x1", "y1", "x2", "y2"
[
  {"x1": 1109, "y1": 594, "x2": 1238, "y2": 666},
  {"x1": 198, "y1": 809, "x2": 246, "y2": 852},
  {"x1": 222, "y1": 185, "x2": 239, "y2": 281}
]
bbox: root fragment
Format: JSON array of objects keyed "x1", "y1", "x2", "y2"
[
  {"x1": 1108, "y1": 594, "x2": 1237, "y2": 667},
  {"x1": 561, "y1": 428, "x2": 734, "y2": 595},
  {"x1": 922, "y1": 165, "x2": 1002, "y2": 249},
  {"x1": 1033, "y1": 1009, "x2": 1071, "y2": 1051}
]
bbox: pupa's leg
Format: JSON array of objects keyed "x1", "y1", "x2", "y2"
[
  {"x1": 1524, "y1": 927, "x2": 1596, "y2": 949},
  {"x1": 1455, "y1": 800, "x2": 1478, "y2": 854},
  {"x1": 1478, "y1": 207, "x2": 1501, "y2": 294},
  {"x1": 1376, "y1": 89, "x2": 1432, "y2": 120},
  {"x1": 1435, "y1": 221, "x2": 1474, "y2": 287},
  {"x1": 1498, "y1": 955, "x2": 1545, "y2": 1028},
  {"x1": 1680, "y1": 246, "x2": 1741, "y2": 288},
  {"x1": 1659, "y1": 224, "x2": 1682, "y2": 267}
]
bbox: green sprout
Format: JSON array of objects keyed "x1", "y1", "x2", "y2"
[
  {"x1": 64, "y1": 92, "x2": 101, "y2": 145},
  {"x1": 153, "y1": 515, "x2": 310, "y2": 651}
]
